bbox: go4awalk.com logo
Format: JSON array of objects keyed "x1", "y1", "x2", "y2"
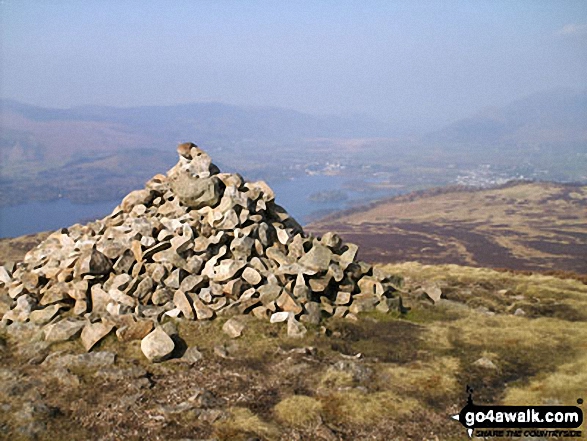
[{"x1": 451, "y1": 387, "x2": 584, "y2": 438}]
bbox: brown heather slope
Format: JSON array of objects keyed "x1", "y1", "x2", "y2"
[{"x1": 309, "y1": 181, "x2": 587, "y2": 275}]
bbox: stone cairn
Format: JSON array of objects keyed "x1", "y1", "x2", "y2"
[{"x1": 0, "y1": 143, "x2": 403, "y2": 362}]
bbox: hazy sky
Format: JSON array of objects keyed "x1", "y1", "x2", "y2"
[{"x1": 1, "y1": 1, "x2": 586, "y2": 131}]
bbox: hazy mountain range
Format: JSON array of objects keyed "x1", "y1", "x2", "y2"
[
  {"x1": 427, "y1": 88, "x2": 587, "y2": 145},
  {"x1": 0, "y1": 88, "x2": 585, "y2": 207}
]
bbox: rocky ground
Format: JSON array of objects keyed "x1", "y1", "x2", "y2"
[{"x1": 1, "y1": 263, "x2": 586, "y2": 440}]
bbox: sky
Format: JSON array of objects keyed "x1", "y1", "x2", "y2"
[{"x1": 1, "y1": 0, "x2": 586, "y2": 132}]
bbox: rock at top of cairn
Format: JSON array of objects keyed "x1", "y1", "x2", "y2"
[{"x1": 0, "y1": 142, "x2": 404, "y2": 362}]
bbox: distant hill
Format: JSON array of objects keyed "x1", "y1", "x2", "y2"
[
  {"x1": 1, "y1": 88, "x2": 586, "y2": 207},
  {"x1": 310, "y1": 181, "x2": 587, "y2": 274},
  {"x1": 0, "y1": 99, "x2": 392, "y2": 155},
  {"x1": 425, "y1": 88, "x2": 587, "y2": 145},
  {"x1": 0, "y1": 99, "x2": 393, "y2": 205}
]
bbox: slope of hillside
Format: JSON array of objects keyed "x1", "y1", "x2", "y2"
[
  {"x1": 1, "y1": 246, "x2": 585, "y2": 439},
  {"x1": 310, "y1": 182, "x2": 587, "y2": 274},
  {"x1": 426, "y1": 88, "x2": 587, "y2": 145}
]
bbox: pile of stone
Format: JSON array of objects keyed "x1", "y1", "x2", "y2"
[{"x1": 0, "y1": 143, "x2": 403, "y2": 362}]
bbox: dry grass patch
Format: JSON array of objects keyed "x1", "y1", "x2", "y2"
[
  {"x1": 503, "y1": 353, "x2": 587, "y2": 433},
  {"x1": 503, "y1": 353, "x2": 587, "y2": 406},
  {"x1": 273, "y1": 395, "x2": 322, "y2": 428},
  {"x1": 322, "y1": 390, "x2": 418, "y2": 426},
  {"x1": 214, "y1": 407, "x2": 279, "y2": 440},
  {"x1": 319, "y1": 368, "x2": 355, "y2": 389},
  {"x1": 380, "y1": 262, "x2": 587, "y2": 318},
  {"x1": 378, "y1": 357, "x2": 460, "y2": 406}
]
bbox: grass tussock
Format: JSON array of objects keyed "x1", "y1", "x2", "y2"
[
  {"x1": 214, "y1": 407, "x2": 279, "y2": 440},
  {"x1": 273, "y1": 395, "x2": 322, "y2": 428},
  {"x1": 503, "y1": 353, "x2": 587, "y2": 432},
  {"x1": 378, "y1": 357, "x2": 460, "y2": 406},
  {"x1": 503, "y1": 353, "x2": 587, "y2": 406},
  {"x1": 322, "y1": 390, "x2": 418, "y2": 425},
  {"x1": 382, "y1": 262, "x2": 587, "y2": 319},
  {"x1": 319, "y1": 368, "x2": 355, "y2": 389}
]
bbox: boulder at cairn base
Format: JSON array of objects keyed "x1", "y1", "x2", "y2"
[
  {"x1": 141, "y1": 327, "x2": 175, "y2": 362},
  {"x1": 0, "y1": 142, "x2": 405, "y2": 362}
]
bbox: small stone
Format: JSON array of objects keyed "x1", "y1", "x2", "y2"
[
  {"x1": 375, "y1": 299, "x2": 390, "y2": 313},
  {"x1": 21, "y1": 272, "x2": 40, "y2": 291},
  {"x1": 29, "y1": 305, "x2": 60, "y2": 325},
  {"x1": 8, "y1": 282, "x2": 24, "y2": 299},
  {"x1": 0, "y1": 266, "x2": 11, "y2": 286},
  {"x1": 40, "y1": 283, "x2": 69, "y2": 306},
  {"x1": 140, "y1": 235, "x2": 155, "y2": 247},
  {"x1": 276, "y1": 228, "x2": 290, "y2": 245},
  {"x1": 320, "y1": 231, "x2": 342, "y2": 249},
  {"x1": 349, "y1": 296, "x2": 378, "y2": 314},
  {"x1": 113, "y1": 250, "x2": 136, "y2": 274},
  {"x1": 335, "y1": 291, "x2": 351, "y2": 305},
  {"x1": 193, "y1": 297, "x2": 214, "y2": 320},
  {"x1": 211, "y1": 259, "x2": 246, "y2": 282},
  {"x1": 134, "y1": 276, "x2": 154, "y2": 301},
  {"x1": 298, "y1": 244, "x2": 332, "y2": 272},
  {"x1": 302, "y1": 302, "x2": 321, "y2": 325},
  {"x1": 169, "y1": 173, "x2": 224, "y2": 209},
  {"x1": 121, "y1": 189, "x2": 153, "y2": 213},
  {"x1": 345, "y1": 313, "x2": 358, "y2": 321},
  {"x1": 473, "y1": 357, "x2": 498, "y2": 370},
  {"x1": 214, "y1": 345, "x2": 229, "y2": 358},
  {"x1": 270, "y1": 311, "x2": 291, "y2": 323},
  {"x1": 75, "y1": 248, "x2": 112, "y2": 277},
  {"x1": 339, "y1": 243, "x2": 358, "y2": 268},
  {"x1": 171, "y1": 235, "x2": 192, "y2": 253},
  {"x1": 111, "y1": 274, "x2": 132, "y2": 291},
  {"x1": 141, "y1": 327, "x2": 175, "y2": 362},
  {"x1": 116, "y1": 320, "x2": 154, "y2": 342},
  {"x1": 173, "y1": 290, "x2": 194, "y2": 320},
  {"x1": 44, "y1": 319, "x2": 85, "y2": 342},
  {"x1": 180, "y1": 274, "x2": 205, "y2": 292},
  {"x1": 252, "y1": 306, "x2": 269, "y2": 319},
  {"x1": 242, "y1": 267, "x2": 262, "y2": 286},
  {"x1": 276, "y1": 291, "x2": 302, "y2": 314},
  {"x1": 177, "y1": 142, "x2": 196, "y2": 158},
  {"x1": 164, "y1": 269, "x2": 182, "y2": 289},
  {"x1": 160, "y1": 320, "x2": 178, "y2": 337},
  {"x1": 258, "y1": 283, "x2": 282, "y2": 304},
  {"x1": 309, "y1": 276, "x2": 331, "y2": 293},
  {"x1": 287, "y1": 316, "x2": 307, "y2": 338},
  {"x1": 222, "y1": 317, "x2": 245, "y2": 338},
  {"x1": 81, "y1": 320, "x2": 114, "y2": 352},
  {"x1": 90, "y1": 285, "x2": 110, "y2": 314},
  {"x1": 358, "y1": 277, "x2": 384, "y2": 296},
  {"x1": 109, "y1": 288, "x2": 138, "y2": 307},
  {"x1": 422, "y1": 283, "x2": 442, "y2": 303},
  {"x1": 152, "y1": 288, "x2": 173, "y2": 305},
  {"x1": 182, "y1": 347, "x2": 203, "y2": 363},
  {"x1": 209, "y1": 297, "x2": 228, "y2": 311}
]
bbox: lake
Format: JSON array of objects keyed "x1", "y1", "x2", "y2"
[{"x1": 0, "y1": 174, "x2": 392, "y2": 238}]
